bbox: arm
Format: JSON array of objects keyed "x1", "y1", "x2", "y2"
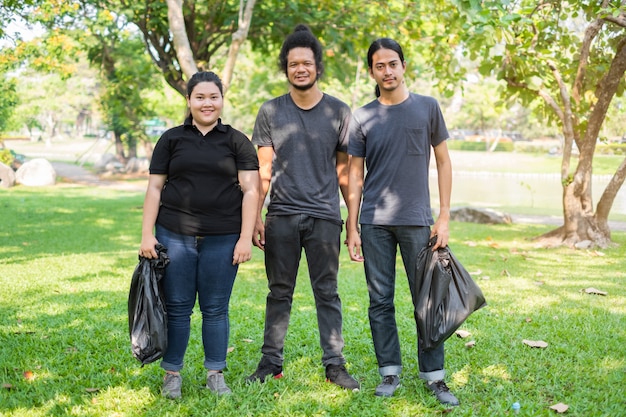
[
  {"x1": 336, "y1": 151, "x2": 349, "y2": 243},
  {"x1": 431, "y1": 141, "x2": 452, "y2": 250},
  {"x1": 253, "y1": 146, "x2": 273, "y2": 250},
  {"x1": 139, "y1": 174, "x2": 167, "y2": 259},
  {"x1": 336, "y1": 151, "x2": 349, "y2": 205},
  {"x1": 233, "y1": 170, "x2": 260, "y2": 264},
  {"x1": 346, "y1": 156, "x2": 365, "y2": 262}
]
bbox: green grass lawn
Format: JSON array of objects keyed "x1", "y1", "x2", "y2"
[{"x1": 1, "y1": 186, "x2": 625, "y2": 416}]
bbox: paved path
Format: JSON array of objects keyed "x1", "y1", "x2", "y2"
[{"x1": 52, "y1": 161, "x2": 147, "y2": 192}]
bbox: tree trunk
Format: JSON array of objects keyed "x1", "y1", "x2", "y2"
[
  {"x1": 166, "y1": 0, "x2": 198, "y2": 81},
  {"x1": 114, "y1": 130, "x2": 126, "y2": 162},
  {"x1": 221, "y1": 0, "x2": 256, "y2": 93}
]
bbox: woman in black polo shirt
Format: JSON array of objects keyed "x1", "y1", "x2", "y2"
[{"x1": 139, "y1": 71, "x2": 259, "y2": 398}]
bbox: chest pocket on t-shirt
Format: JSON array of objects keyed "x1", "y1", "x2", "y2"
[{"x1": 406, "y1": 127, "x2": 427, "y2": 155}]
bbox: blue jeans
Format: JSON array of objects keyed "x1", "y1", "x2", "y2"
[
  {"x1": 260, "y1": 215, "x2": 346, "y2": 367},
  {"x1": 360, "y1": 224, "x2": 445, "y2": 382},
  {"x1": 156, "y1": 225, "x2": 239, "y2": 372}
]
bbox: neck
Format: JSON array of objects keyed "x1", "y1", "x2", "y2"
[
  {"x1": 378, "y1": 84, "x2": 409, "y2": 106},
  {"x1": 289, "y1": 85, "x2": 323, "y2": 110},
  {"x1": 194, "y1": 121, "x2": 217, "y2": 136}
]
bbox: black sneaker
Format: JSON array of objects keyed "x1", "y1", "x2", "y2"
[
  {"x1": 375, "y1": 375, "x2": 401, "y2": 397},
  {"x1": 246, "y1": 357, "x2": 284, "y2": 383},
  {"x1": 426, "y1": 380, "x2": 459, "y2": 406},
  {"x1": 325, "y1": 364, "x2": 360, "y2": 391}
]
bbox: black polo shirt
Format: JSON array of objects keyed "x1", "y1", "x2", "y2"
[{"x1": 150, "y1": 117, "x2": 259, "y2": 236}]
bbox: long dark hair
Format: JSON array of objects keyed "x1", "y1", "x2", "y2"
[{"x1": 367, "y1": 38, "x2": 405, "y2": 97}]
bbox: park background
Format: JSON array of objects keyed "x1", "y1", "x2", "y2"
[{"x1": 1, "y1": 1, "x2": 626, "y2": 416}]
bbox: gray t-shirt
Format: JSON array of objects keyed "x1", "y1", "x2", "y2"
[
  {"x1": 252, "y1": 93, "x2": 350, "y2": 223},
  {"x1": 349, "y1": 93, "x2": 449, "y2": 226}
]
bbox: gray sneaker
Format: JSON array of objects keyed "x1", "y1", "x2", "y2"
[
  {"x1": 207, "y1": 372, "x2": 232, "y2": 395},
  {"x1": 375, "y1": 375, "x2": 401, "y2": 397},
  {"x1": 162, "y1": 373, "x2": 182, "y2": 399},
  {"x1": 426, "y1": 380, "x2": 459, "y2": 406}
]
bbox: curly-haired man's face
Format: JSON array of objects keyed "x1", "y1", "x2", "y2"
[{"x1": 286, "y1": 47, "x2": 318, "y2": 91}]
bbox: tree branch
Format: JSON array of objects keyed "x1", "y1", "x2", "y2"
[{"x1": 572, "y1": 18, "x2": 604, "y2": 105}]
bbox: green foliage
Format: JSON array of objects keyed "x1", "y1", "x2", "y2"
[
  {"x1": 1, "y1": 185, "x2": 625, "y2": 416},
  {"x1": 0, "y1": 76, "x2": 18, "y2": 135}
]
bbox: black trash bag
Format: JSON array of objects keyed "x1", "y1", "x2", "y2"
[
  {"x1": 414, "y1": 237, "x2": 486, "y2": 351},
  {"x1": 128, "y1": 243, "x2": 169, "y2": 365}
]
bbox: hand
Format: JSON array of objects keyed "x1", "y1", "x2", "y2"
[
  {"x1": 139, "y1": 235, "x2": 159, "y2": 259},
  {"x1": 233, "y1": 239, "x2": 252, "y2": 265},
  {"x1": 252, "y1": 216, "x2": 265, "y2": 251},
  {"x1": 346, "y1": 230, "x2": 364, "y2": 262},
  {"x1": 430, "y1": 220, "x2": 449, "y2": 251}
]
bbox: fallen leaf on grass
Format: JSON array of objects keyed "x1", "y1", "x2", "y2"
[
  {"x1": 522, "y1": 339, "x2": 548, "y2": 348},
  {"x1": 23, "y1": 371, "x2": 35, "y2": 380},
  {"x1": 2, "y1": 383, "x2": 13, "y2": 390},
  {"x1": 85, "y1": 388, "x2": 100, "y2": 393},
  {"x1": 455, "y1": 330, "x2": 471, "y2": 338},
  {"x1": 227, "y1": 346, "x2": 235, "y2": 353},
  {"x1": 465, "y1": 340, "x2": 476, "y2": 348},
  {"x1": 582, "y1": 287, "x2": 607, "y2": 296},
  {"x1": 549, "y1": 402, "x2": 569, "y2": 413},
  {"x1": 525, "y1": 317, "x2": 532, "y2": 323},
  {"x1": 242, "y1": 338, "x2": 254, "y2": 343}
]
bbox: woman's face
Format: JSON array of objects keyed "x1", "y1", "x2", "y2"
[{"x1": 187, "y1": 81, "x2": 223, "y2": 131}]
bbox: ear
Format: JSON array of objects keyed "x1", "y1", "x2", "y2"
[{"x1": 368, "y1": 67, "x2": 374, "y2": 79}]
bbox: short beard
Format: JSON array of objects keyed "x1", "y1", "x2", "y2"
[{"x1": 289, "y1": 74, "x2": 318, "y2": 91}]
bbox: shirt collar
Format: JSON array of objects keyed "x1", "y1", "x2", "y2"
[{"x1": 183, "y1": 115, "x2": 227, "y2": 133}]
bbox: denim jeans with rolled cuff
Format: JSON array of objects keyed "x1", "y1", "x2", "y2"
[
  {"x1": 260, "y1": 214, "x2": 346, "y2": 368},
  {"x1": 156, "y1": 224, "x2": 239, "y2": 372},
  {"x1": 360, "y1": 224, "x2": 445, "y2": 382}
]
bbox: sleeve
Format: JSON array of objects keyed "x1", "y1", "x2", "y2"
[
  {"x1": 336, "y1": 103, "x2": 351, "y2": 153},
  {"x1": 251, "y1": 102, "x2": 273, "y2": 147},
  {"x1": 149, "y1": 134, "x2": 171, "y2": 175},
  {"x1": 348, "y1": 110, "x2": 367, "y2": 158},
  {"x1": 233, "y1": 129, "x2": 260, "y2": 171},
  {"x1": 430, "y1": 99, "x2": 450, "y2": 147}
]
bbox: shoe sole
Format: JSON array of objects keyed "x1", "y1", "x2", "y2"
[
  {"x1": 247, "y1": 372, "x2": 284, "y2": 383},
  {"x1": 325, "y1": 378, "x2": 360, "y2": 391}
]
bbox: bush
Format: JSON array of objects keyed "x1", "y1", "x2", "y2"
[{"x1": 0, "y1": 147, "x2": 14, "y2": 167}]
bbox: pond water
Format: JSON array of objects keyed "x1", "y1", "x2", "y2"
[{"x1": 431, "y1": 171, "x2": 626, "y2": 217}]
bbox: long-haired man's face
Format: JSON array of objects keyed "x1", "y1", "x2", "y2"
[
  {"x1": 286, "y1": 47, "x2": 318, "y2": 91},
  {"x1": 369, "y1": 47, "x2": 406, "y2": 94}
]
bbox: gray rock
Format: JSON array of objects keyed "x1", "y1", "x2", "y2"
[
  {"x1": 450, "y1": 206, "x2": 512, "y2": 225},
  {"x1": 15, "y1": 158, "x2": 56, "y2": 186},
  {"x1": 0, "y1": 162, "x2": 16, "y2": 188},
  {"x1": 125, "y1": 157, "x2": 150, "y2": 174}
]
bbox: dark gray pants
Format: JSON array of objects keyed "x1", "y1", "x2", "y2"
[{"x1": 260, "y1": 214, "x2": 346, "y2": 367}]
